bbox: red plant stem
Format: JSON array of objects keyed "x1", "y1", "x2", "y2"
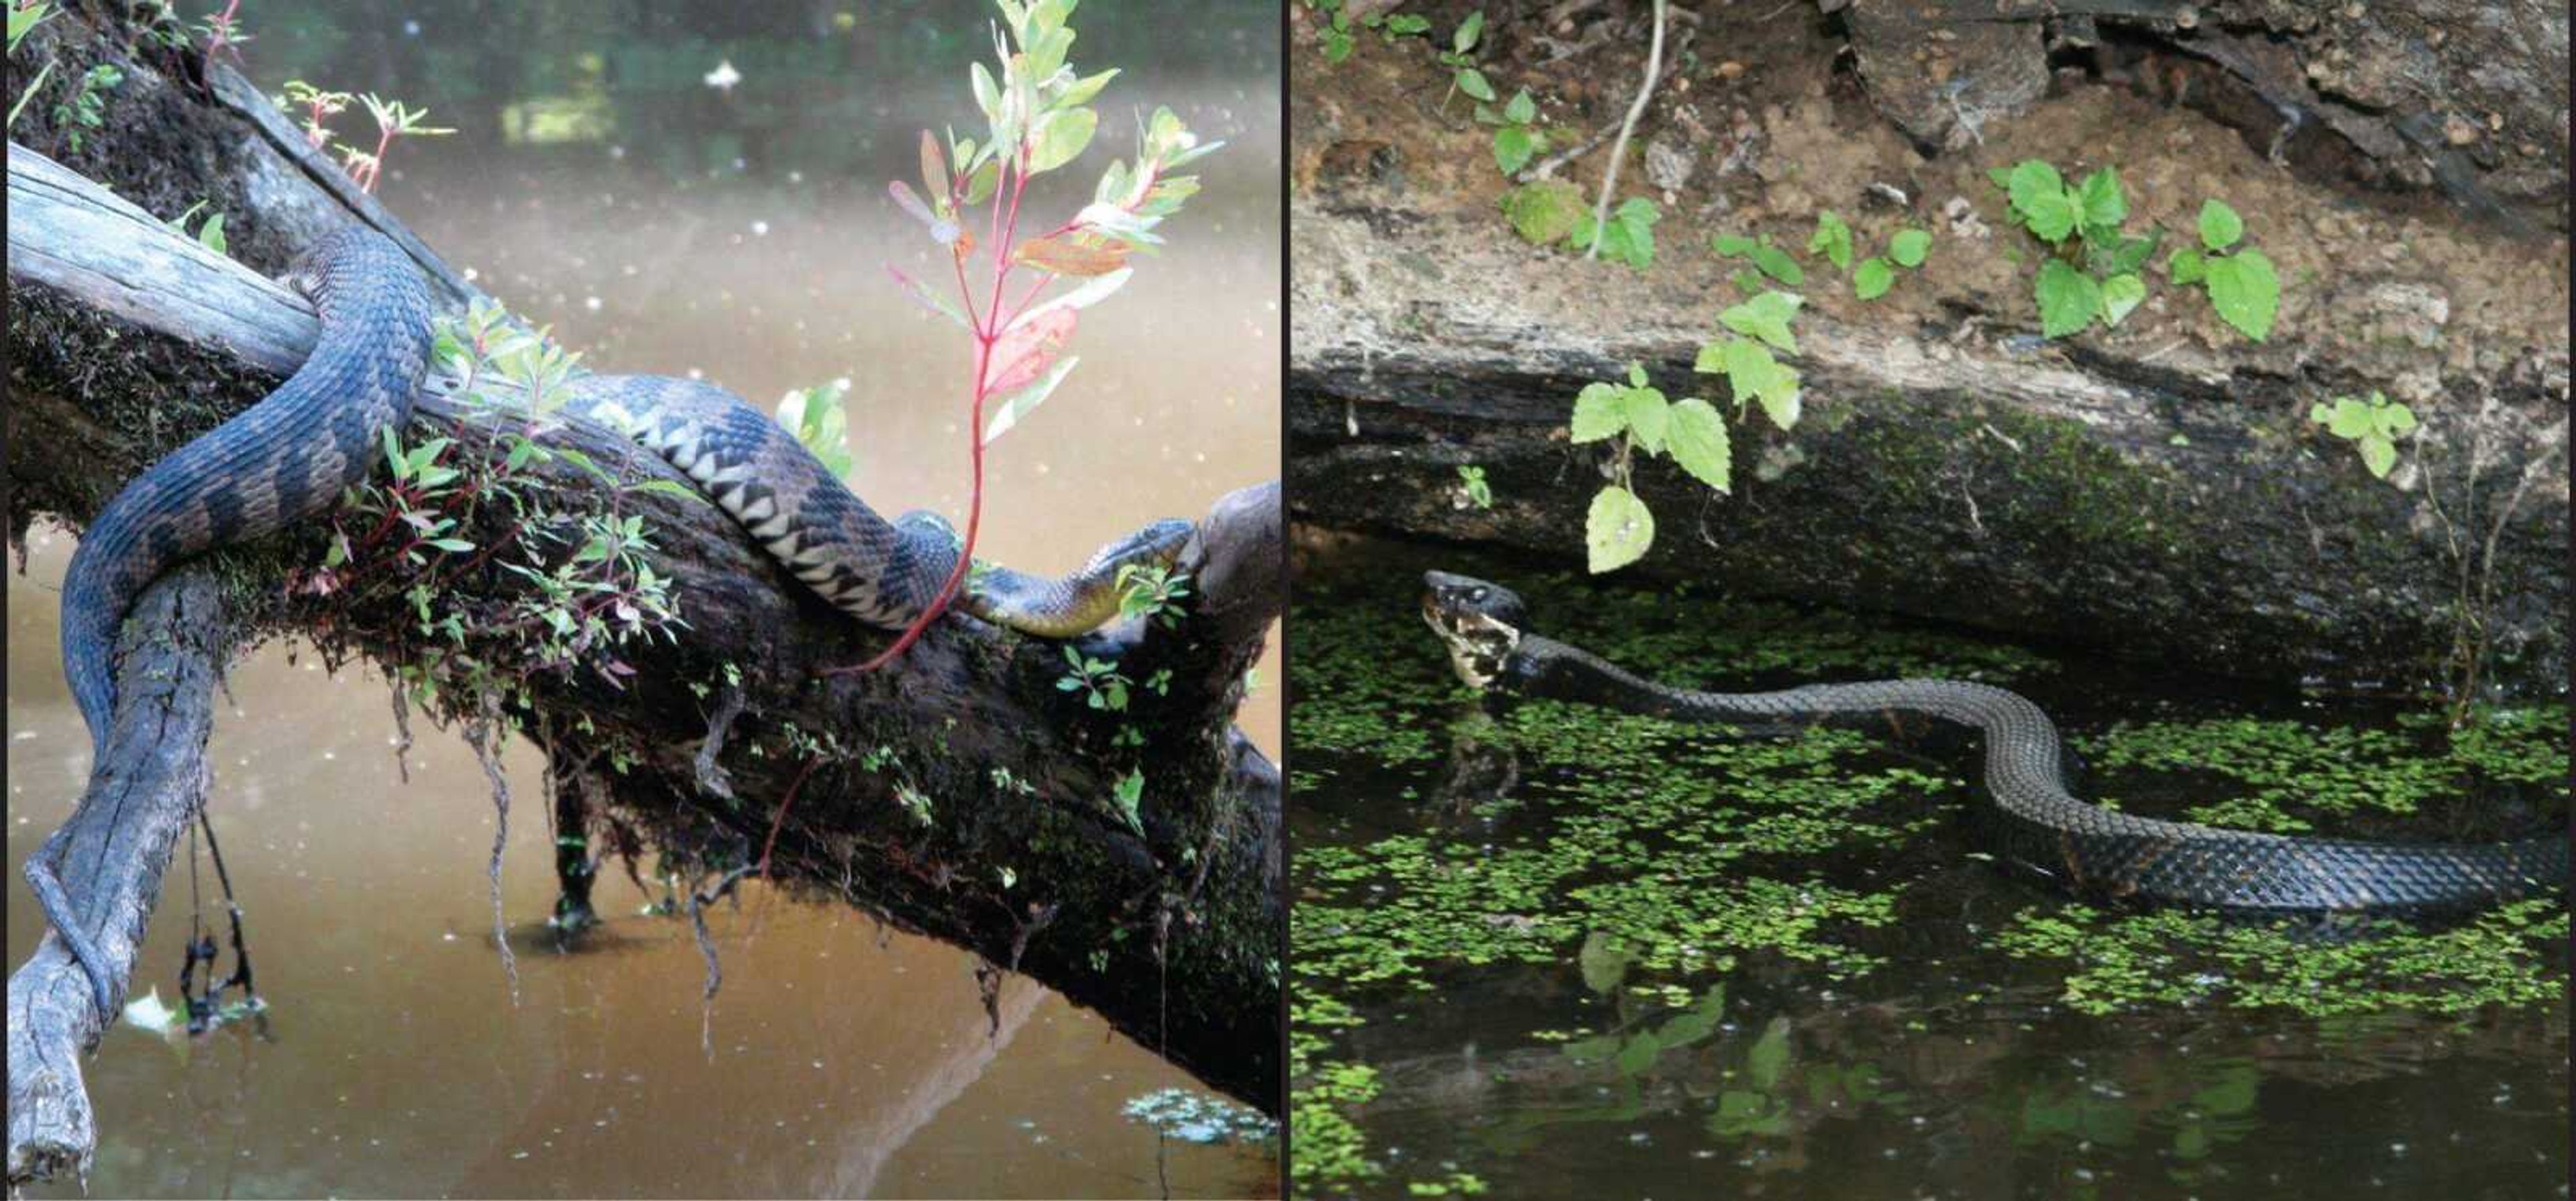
[
  {"x1": 757, "y1": 756, "x2": 824, "y2": 876},
  {"x1": 835, "y1": 146, "x2": 1034, "y2": 674}
]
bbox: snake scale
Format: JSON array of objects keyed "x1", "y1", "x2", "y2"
[
  {"x1": 39, "y1": 227, "x2": 1187, "y2": 1016},
  {"x1": 1423, "y1": 571, "x2": 2567, "y2": 915}
]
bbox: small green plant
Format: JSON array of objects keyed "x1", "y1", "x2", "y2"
[
  {"x1": 1110, "y1": 769, "x2": 1146, "y2": 834},
  {"x1": 1574, "y1": 196, "x2": 1658, "y2": 270},
  {"x1": 1856, "y1": 227, "x2": 1931, "y2": 301},
  {"x1": 165, "y1": 200, "x2": 229, "y2": 255},
  {"x1": 1992, "y1": 160, "x2": 2157, "y2": 337},
  {"x1": 2167, "y1": 199, "x2": 2279, "y2": 342},
  {"x1": 1693, "y1": 290, "x2": 1806, "y2": 431},
  {"x1": 1711, "y1": 232, "x2": 1805, "y2": 291},
  {"x1": 52, "y1": 62, "x2": 123, "y2": 153},
  {"x1": 335, "y1": 93, "x2": 455, "y2": 194},
  {"x1": 1058, "y1": 646, "x2": 1132, "y2": 711},
  {"x1": 1479, "y1": 87, "x2": 1543, "y2": 176},
  {"x1": 1456, "y1": 464, "x2": 1493, "y2": 509},
  {"x1": 859, "y1": 0, "x2": 1218, "y2": 672},
  {"x1": 2309, "y1": 390, "x2": 2416, "y2": 479},
  {"x1": 1115, "y1": 563, "x2": 1191, "y2": 627},
  {"x1": 1308, "y1": 0, "x2": 1356, "y2": 63},
  {"x1": 1805, "y1": 212, "x2": 1931, "y2": 301},
  {"x1": 7, "y1": 1, "x2": 55, "y2": 133},
  {"x1": 1377, "y1": 12, "x2": 1431, "y2": 41},
  {"x1": 775, "y1": 380, "x2": 855, "y2": 480},
  {"x1": 1807, "y1": 211, "x2": 1854, "y2": 271},
  {"x1": 1436, "y1": 11, "x2": 1491, "y2": 107},
  {"x1": 1569, "y1": 364, "x2": 1726, "y2": 572},
  {"x1": 278, "y1": 80, "x2": 352, "y2": 150}
]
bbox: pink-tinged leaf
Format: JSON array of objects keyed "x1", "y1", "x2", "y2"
[
  {"x1": 888, "y1": 180, "x2": 961, "y2": 245},
  {"x1": 885, "y1": 263, "x2": 971, "y2": 328},
  {"x1": 984, "y1": 308, "x2": 1076, "y2": 395}
]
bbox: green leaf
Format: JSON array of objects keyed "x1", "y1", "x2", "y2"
[
  {"x1": 1578, "y1": 931, "x2": 1635, "y2": 994},
  {"x1": 2100, "y1": 272, "x2": 2147, "y2": 327},
  {"x1": 1057, "y1": 67, "x2": 1118, "y2": 108},
  {"x1": 1746, "y1": 1019, "x2": 1791, "y2": 1090},
  {"x1": 1808, "y1": 210, "x2": 1853, "y2": 271},
  {"x1": 1748, "y1": 243, "x2": 1803, "y2": 286},
  {"x1": 2359, "y1": 433, "x2": 2398, "y2": 478},
  {"x1": 2374, "y1": 401, "x2": 2417, "y2": 437},
  {"x1": 1665, "y1": 398, "x2": 1731, "y2": 492},
  {"x1": 2106, "y1": 232, "x2": 2158, "y2": 274},
  {"x1": 1615, "y1": 1029, "x2": 1662, "y2": 1077},
  {"x1": 2202, "y1": 248, "x2": 2277, "y2": 342},
  {"x1": 1754, "y1": 363, "x2": 1802, "y2": 430},
  {"x1": 1620, "y1": 384, "x2": 1669, "y2": 454},
  {"x1": 1729, "y1": 266, "x2": 1764, "y2": 295},
  {"x1": 1503, "y1": 87, "x2": 1537, "y2": 125},
  {"x1": 1723, "y1": 339, "x2": 1800, "y2": 429},
  {"x1": 1456, "y1": 68, "x2": 1495, "y2": 103},
  {"x1": 1026, "y1": 106, "x2": 1097, "y2": 172},
  {"x1": 1499, "y1": 179, "x2": 1585, "y2": 244},
  {"x1": 1710, "y1": 233, "x2": 1757, "y2": 257},
  {"x1": 625, "y1": 478, "x2": 710, "y2": 505},
  {"x1": 425, "y1": 537, "x2": 476, "y2": 553},
  {"x1": 1453, "y1": 10, "x2": 1485, "y2": 54},
  {"x1": 196, "y1": 211, "x2": 227, "y2": 255},
  {"x1": 1853, "y1": 256, "x2": 1894, "y2": 300},
  {"x1": 971, "y1": 61, "x2": 1004, "y2": 125},
  {"x1": 2007, "y1": 160, "x2": 2076, "y2": 242},
  {"x1": 1570, "y1": 382, "x2": 1626, "y2": 443},
  {"x1": 2075, "y1": 166, "x2": 2126, "y2": 230},
  {"x1": 2316, "y1": 397, "x2": 2375, "y2": 439},
  {"x1": 1586, "y1": 485, "x2": 1654, "y2": 574},
  {"x1": 983, "y1": 355, "x2": 1080, "y2": 444},
  {"x1": 2167, "y1": 247, "x2": 2205, "y2": 285},
  {"x1": 1493, "y1": 125, "x2": 1536, "y2": 174},
  {"x1": 2198, "y1": 199, "x2": 2243, "y2": 251},
  {"x1": 1718, "y1": 291, "x2": 1802, "y2": 354},
  {"x1": 1888, "y1": 228, "x2": 1930, "y2": 268},
  {"x1": 2035, "y1": 259, "x2": 2101, "y2": 337},
  {"x1": 1626, "y1": 362, "x2": 1648, "y2": 387}
]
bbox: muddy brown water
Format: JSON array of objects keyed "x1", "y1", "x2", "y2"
[{"x1": 5, "y1": 63, "x2": 1280, "y2": 1201}]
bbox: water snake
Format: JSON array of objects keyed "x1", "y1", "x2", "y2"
[
  {"x1": 1421, "y1": 570, "x2": 2567, "y2": 915},
  {"x1": 38, "y1": 227, "x2": 1187, "y2": 1016}
]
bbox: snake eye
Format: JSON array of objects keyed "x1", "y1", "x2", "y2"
[{"x1": 1469, "y1": 586, "x2": 1489, "y2": 603}]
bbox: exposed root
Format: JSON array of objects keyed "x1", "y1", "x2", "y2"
[
  {"x1": 461, "y1": 690, "x2": 519, "y2": 1002},
  {"x1": 692, "y1": 685, "x2": 745, "y2": 802}
]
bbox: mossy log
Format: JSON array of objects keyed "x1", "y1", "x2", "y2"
[
  {"x1": 6, "y1": 19, "x2": 1280, "y2": 1186},
  {"x1": 1285, "y1": 34, "x2": 2567, "y2": 694}
]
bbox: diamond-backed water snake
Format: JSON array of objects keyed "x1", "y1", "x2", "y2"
[
  {"x1": 38, "y1": 227, "x2": 1188, "y2": 1017},
  {"x1": 1421, "y1": 571, "x2": 2567, "y2": 915}
]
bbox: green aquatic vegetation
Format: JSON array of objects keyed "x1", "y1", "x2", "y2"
[
  {"x1": 1289, "y1": 1057, "x2": 1385, "y2": 1188},
  {"x1": 2074, "y1": 707, "x2": 2565, "y2": 833},
  {"x1": 1992, "y1": 900, "x2": 2567, "y2": 1017}
]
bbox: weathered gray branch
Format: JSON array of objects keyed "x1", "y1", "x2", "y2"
[{"x1": 7, "y1": 566, "x2": 239, "y2": 1186}]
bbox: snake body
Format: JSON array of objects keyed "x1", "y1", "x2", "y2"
[
  {"x1": 1423, "y1": 571, "x2": 2567, "y2": 915},
  {"x1": 42, "y1": 227, "x2": 1186, "y2": 1016}
]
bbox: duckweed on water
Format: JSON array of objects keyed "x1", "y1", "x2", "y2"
[
  {"x1": 2078, "y1": 704, "x2": 2567, "y2": 833},
  {"x1": 1290, "y1": 547, "x2": 2565, "y2": 1196},
  {"x1": 1994, "y1": 899, "x2": 2568, "y2": 1017}
]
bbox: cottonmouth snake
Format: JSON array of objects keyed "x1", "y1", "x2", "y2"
[
  {"x1": 1422, "y1": 570, "x2": 2567, "y2": 915},
  {"x1": 38, "y1": 227, "x2": 1187, "y2": 1016}
]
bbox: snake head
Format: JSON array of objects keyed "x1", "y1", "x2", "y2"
[
  {"x1": 1090, "y1": 518, "x2": 1195, "y2": 574},
  {"x1": 1421, "y1": 571, "x2": 1525, "y2": 690}
]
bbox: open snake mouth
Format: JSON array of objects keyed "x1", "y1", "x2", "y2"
[{"x1": 1421, "y1": 571, "x2": 1523, "y2": 690}]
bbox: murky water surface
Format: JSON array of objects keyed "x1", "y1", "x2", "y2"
[
  {"x1": 1290, "y1": 537, "x2": 2566, "y2": 1201},
  {"x1": 7, "y1": 5, "x2": 1278, "y2": 1194}
]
